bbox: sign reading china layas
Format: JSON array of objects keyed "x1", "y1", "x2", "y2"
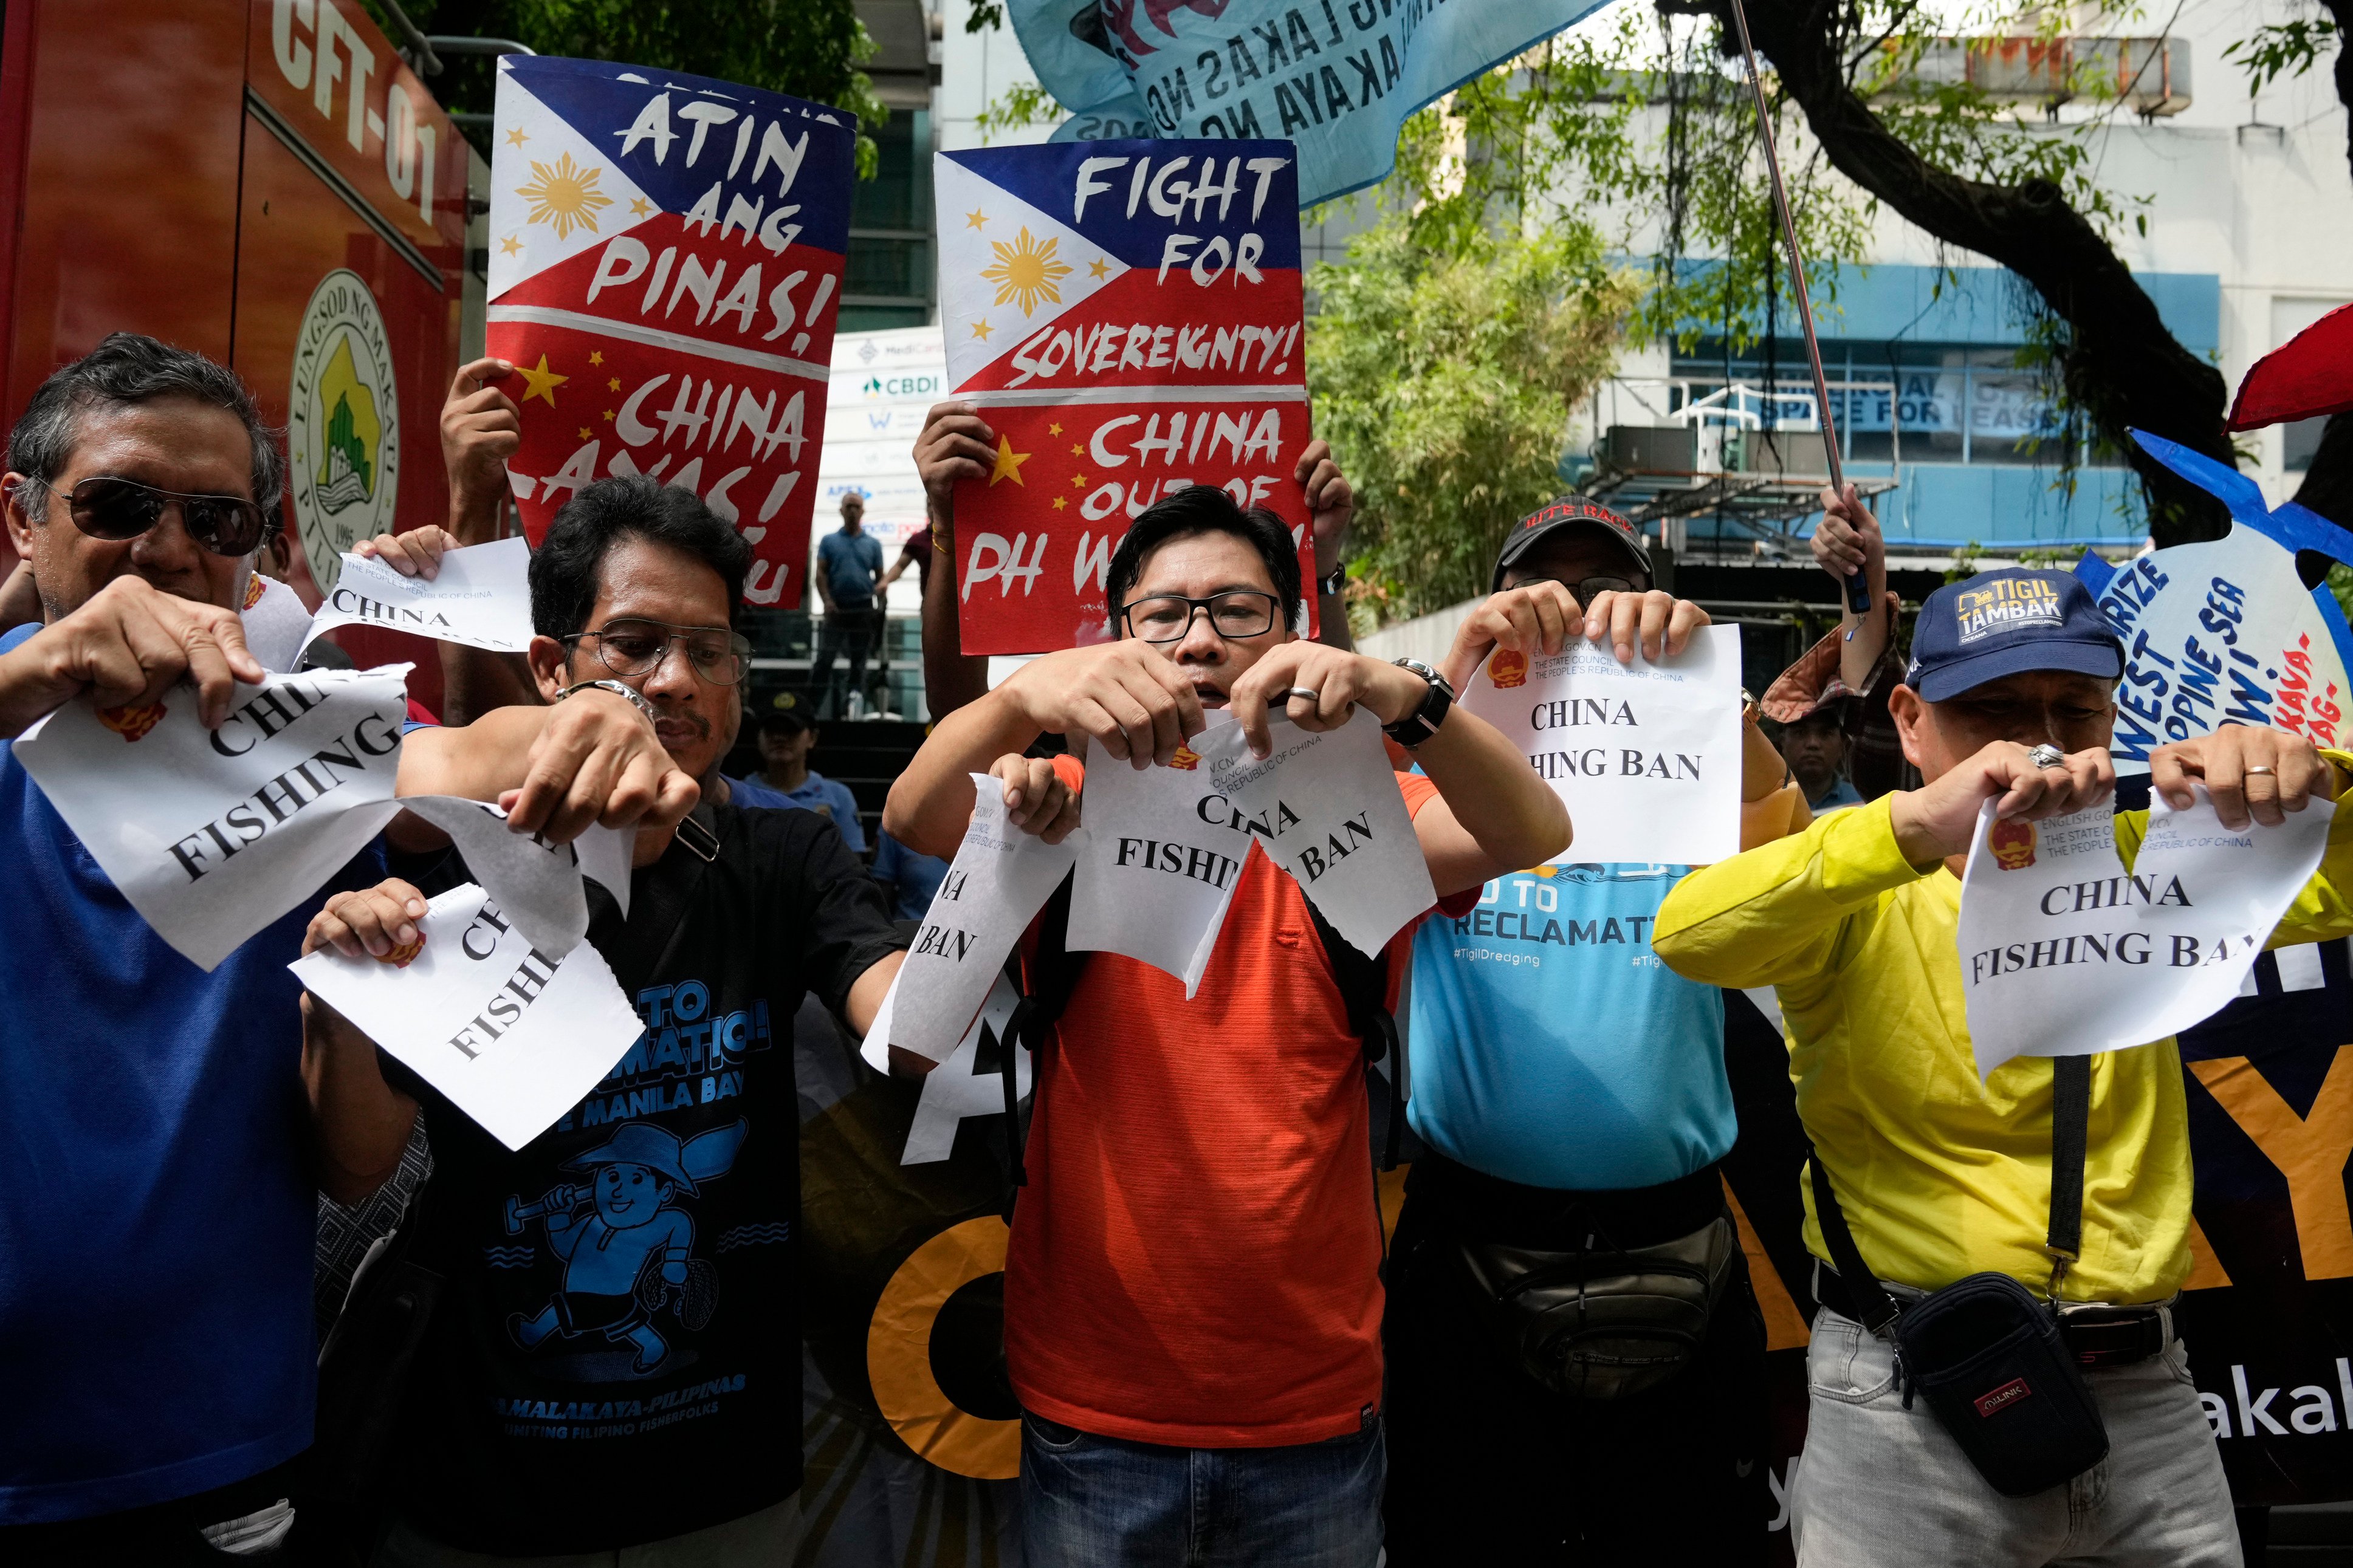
[
  {"x1": 937, "y1": 140, "x2": 1314, "y2": 654},
  {"x1": 485, "y1": 55, "x2": 856, "y2": 606}
]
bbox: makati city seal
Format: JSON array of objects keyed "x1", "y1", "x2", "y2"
[{"x1": 288, "y1": 268, "x2": 400, "y2": 596}]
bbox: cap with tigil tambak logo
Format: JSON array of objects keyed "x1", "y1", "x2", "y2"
[{"x1": 1904, "y1": 569, "x2": 2125, "y2": 702}]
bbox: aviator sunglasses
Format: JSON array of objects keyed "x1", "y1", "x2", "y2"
[{"x1": 30, "y1": 475, "x2": 270, "y2": 558}]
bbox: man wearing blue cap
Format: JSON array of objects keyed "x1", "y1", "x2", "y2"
[{"x1": 1655, "y1": 487, "x2": 2353, "y2": 1565}]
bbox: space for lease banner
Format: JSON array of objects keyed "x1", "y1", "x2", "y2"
[
  {"x1": 937, "y1": 140, "x2": 1314, "y2": 654},
  {"x1": 485, "y1": 55, "x2": 856, "y2": 607}
]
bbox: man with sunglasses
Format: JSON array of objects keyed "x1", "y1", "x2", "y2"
[
  {"x1": 1381, "y1": 497, "x2": 1808, "y2": 1564},
  {"x1": 0, "y1": 335, "x2": 693, "y2": 1563},
  {"x1": 886, "y1": 481, "x2": 1570, "y2": 1567},
  {"x1": 300, "y1": 475, "x2": 907, "y2": 1564}
]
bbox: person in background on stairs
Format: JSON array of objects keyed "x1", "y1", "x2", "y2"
[{"x1": 726, "y1": 691, "x2": 866, "y2": 851}]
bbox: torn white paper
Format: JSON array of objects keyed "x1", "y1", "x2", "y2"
[
  {"x1": 241, "y1": 572, "x2": 317, "y2": 674},
  {"x1": 857, "y1": 970, "x2": 1034, "y2": 1165},
  {"x1": 292, "y1": 882, "x2": 644, "y2": 1151},
  {"x1": 1462, "y1": 625, "x2": 1742, "y2": 866},
  {"x1": 887, "y1": 773, "x2": 1079, "y2": 1063},
  {"x1": 1067, "y1": 722, "x2": 1252, "y2": 994},
  {"x1": 300, "y1": 537, "x2": 534, "y2": 659},
  {"x1": 394, "y1": 795, "x2": 633, "y2": 956},
  {"x1": 1200, "y1": 709, "x2": 1432, "y2": 957},
  {"x1": 14, "y1": 665, "x2": 413, "y2": 970},
  {"x1": 1958, "y1": 787, "x2": 2335, "y2": 1077}
]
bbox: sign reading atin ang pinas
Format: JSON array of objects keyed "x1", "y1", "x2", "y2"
[
  {"x1": 484, "y1": 55, "x2": 856, "y2": 608},
  {"x1": 936, "y1": 140, "x2": 1315, "y2": 654}
]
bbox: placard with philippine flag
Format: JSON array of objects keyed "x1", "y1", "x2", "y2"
[
  {"x1": 938, "y1": 140, "x2": 1314, "y2": 654},
  {"x1": 484, "y1": 55, "x2": 855, "y2": 607}
]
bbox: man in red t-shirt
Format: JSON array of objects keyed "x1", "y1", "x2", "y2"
[{"x1": 887, "y1": 464, "x2": 1572, "y2": 1566}]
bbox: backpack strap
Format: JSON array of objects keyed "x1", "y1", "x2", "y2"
[{"x1": 1304, "y1": 903, "x2": 1409, "y2": 1173}]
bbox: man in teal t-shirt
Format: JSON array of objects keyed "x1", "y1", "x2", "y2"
[{"x1": 1385, "y1": 498, "x2": 1807, "y2": 1566}]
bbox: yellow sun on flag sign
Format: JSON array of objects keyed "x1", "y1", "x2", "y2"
[
  {"x1": 980, "y1": 228, "x2": 1074, "y2": 317},
  {"x1": 517, "y1": 152, "x2": 613, "y2": 240}
]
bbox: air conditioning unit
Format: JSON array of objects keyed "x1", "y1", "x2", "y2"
[
  {"x1": 1739, "y1": 430, "x2": 1830, "y2": 476},
  {"x1": 1604, "y1": 425, "x2": 1699, "y2": 474}
]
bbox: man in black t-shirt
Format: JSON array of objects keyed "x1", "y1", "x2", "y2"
[{"x1": 303, "y1": 477, "x2": 905, "y2": 1562}]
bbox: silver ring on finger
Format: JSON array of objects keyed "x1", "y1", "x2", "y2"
[
  {"x1": 1279, "y1": 688, "x2": 1321, "y2": 706},
  {"x1": 2027, "y1": 744, "x2": 2066, "y2": 770}
]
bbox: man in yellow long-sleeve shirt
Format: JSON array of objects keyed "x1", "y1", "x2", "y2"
[{"x1": 1654, "y1": 539, "x2": 2353, "y2": 1567}]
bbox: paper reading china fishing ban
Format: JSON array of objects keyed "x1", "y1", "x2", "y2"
[
  {"x1": 292, "y1": 882, "x2": 644, "y2": 1152},
  {"x1": 13, "y1": 666, "x2": 413, "y2": 971},
  {"x1": 301, "y1": 536, "x2": 535, "y2": 660},
  {"x1": 936, "y1": 140, "x2": 1316, "y2": 653},
  {"x1": 486, "y1": 55, "x2": 856, "y2": 608},
  {"x1": 1956, "y1": 787, "x2": 2334, "y2": 1077},
  {"x1": 1462, "y1": 626, "x2": 1742, "y2": 866}
]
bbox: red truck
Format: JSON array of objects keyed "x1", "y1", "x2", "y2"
[{"x1": 0, "y1": 0, "x2": 470, "y2": 708}]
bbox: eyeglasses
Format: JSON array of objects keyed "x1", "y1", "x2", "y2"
[
  {"x1": 563, "y1": 619, "x2": 753, "y2": 685},
  {"x1": 1121, "y1": 591, "x2": 1282, "y2": 645},
  {"x1": 34, "y1": 476, "x2": 270, "y2": 558}
]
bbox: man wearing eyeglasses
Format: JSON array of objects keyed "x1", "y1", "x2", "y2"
[
  {"x1": 300, "y1": 474, "x2": 907, "y2": 1564},
  {"x1": 886, "y1": 476, "x2": 1571, "y2": 1568},
  {"x1": 1381, "y1": 497, "x2": 1808, "y2": 1564},
  {"x1": 0, "y1": 335, "x2": 692, "y2": 1564}
]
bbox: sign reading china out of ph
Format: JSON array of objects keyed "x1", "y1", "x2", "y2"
[
  {"x1": 937, "y1": 140, "x2": 1314, "y2": 654},
  {"x1": 1009, "y1": 0, "x2": 1610, "y2": 207},
  {"x1": 486, "y1": 55, "x2": 856, "y2": 607},
  {"x1": 1461, "y1": 627, "x2": 1742, "y2": 866},
  {"x1": 1956, "y1": 789, "x2": 2335, "y2": 1078}
]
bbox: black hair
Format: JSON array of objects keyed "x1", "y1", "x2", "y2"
[
  {"x1": 1103, "y1": 484, "x2": 1301, "y2": 634},
  {"x1": 9, "y1": 331, "x2": 285, "y2": 533},
  {"x1": 528, "y1": 474, "x2": 752, "y2": 637}
]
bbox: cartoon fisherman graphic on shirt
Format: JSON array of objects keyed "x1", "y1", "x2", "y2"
[{"x1": 504, "y1": 1119, "x2": 746, "y2": 1374}]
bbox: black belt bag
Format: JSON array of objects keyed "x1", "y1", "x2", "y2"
[
  {"x1": 1809, "y1": 1053, "x2": 2109, "y2": 1498},
  {"x1": 1454, "y1": 1211, "x2": 1737, "y2": 1401}
]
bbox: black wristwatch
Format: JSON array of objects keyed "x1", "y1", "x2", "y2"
[
  {"x1": 1383, "y1": 658, "x2": 1454, "y2": 748},
  {"x1": 1316, "y1": 564, "x2": 1347, "y2": 597}
]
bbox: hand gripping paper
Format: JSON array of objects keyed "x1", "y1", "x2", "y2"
[
  {"x1": 293, "y1": 882, "x2": 645, "y2": 1151},
  {"x1": 13, "y1": 666, "x2": 414, "y2": 970}
]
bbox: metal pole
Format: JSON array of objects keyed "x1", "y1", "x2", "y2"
[{"x1": 1723, "y1": 0, "x2": 1871, "y2": 611}]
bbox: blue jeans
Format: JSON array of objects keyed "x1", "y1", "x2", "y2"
[{"x1": 1020, "y1": 1409, "x2": 1385, "y2": 1568}]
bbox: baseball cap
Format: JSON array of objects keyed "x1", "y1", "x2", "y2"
[
  {"x1": 1493, "y1": 496, "x2": 1654, "y2": 592},
  {"x1": 757, "y1": 690, "x2": 813, "y2": 736},
  {"x1": 1904, "y1": 569, "x2": 2124, "y2": 702}
]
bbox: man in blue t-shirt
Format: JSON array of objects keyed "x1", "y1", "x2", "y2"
[
  {"x1": 811, "y1": 492, "x2": 885, "y2": 719},
  {"x1": 727, "y1": 693, "x2": 867, "y2": 851},
  {"x1": 1384, "y1": 498, "x2": 1812, "y2": 1565},
  {"x1": 0, "y1": 335, "x2": 690, "y2": 1562}
]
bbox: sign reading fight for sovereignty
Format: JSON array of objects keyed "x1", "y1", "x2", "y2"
[
  {"x1": 294, "y1": 882, "x2": 645, "y2": 1151},
  {"x1": 1957, "y1": 789, "x2": 2334, "y2": 1077},
  {"x1": 1462, "y1": 626, "x2": 1742, "y2": 866},
  {"x1": 485, "y1": 55, "x2": 856, "y2": 607},
  {"x1": 1009, "y1": 0, "x2": 1611, "y2": 207},
  {"x1": 936, "y1": 140, "x2": 1315, "y2": 653}
]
